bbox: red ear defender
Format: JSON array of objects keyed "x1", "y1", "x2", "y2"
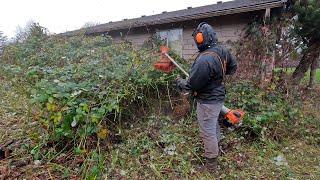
[{"x1": 195, "y1": 32, "x2": 204, "y2": 44}]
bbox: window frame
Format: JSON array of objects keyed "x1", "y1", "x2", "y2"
[{"x1": 156, "y1": 28, "x2": 183, "y2": 57}]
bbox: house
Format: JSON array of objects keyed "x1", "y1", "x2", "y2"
[{"x1": 62, "y1": 0, "x2": 287, "y2": 59}]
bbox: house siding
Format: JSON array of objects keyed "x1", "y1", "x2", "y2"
[
  {"x1": 107, "y1": 12, "x2": 261, "y2": 59},
  {"x1": 110, "y1": 29, "x2": 152, "y2": 49},
  {"x1": 182, "y1": 14, "x2": 249, "y2": 59}
]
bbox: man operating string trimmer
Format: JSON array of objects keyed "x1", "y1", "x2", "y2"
[
  {"x1": 175, "y1": 22, "x2": 238, "y2": 171},
  {"x1": 154, "y1": 22, "x2": 243, "y2": 171}
]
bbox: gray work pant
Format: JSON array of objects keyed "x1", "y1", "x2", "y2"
[{"x1": 196, "y1": 102, "x2": 223, "y2": 159}]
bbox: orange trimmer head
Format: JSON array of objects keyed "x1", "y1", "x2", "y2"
[
  {"x1": 225, "y1": 109, "x2": 245, "y2": 126},
  {"x1": 153, "y1": 46, "x2": 176, "y2": 73}
]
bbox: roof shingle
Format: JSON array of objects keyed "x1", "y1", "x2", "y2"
[{"x1": 63, "y1": 0, "x2": 286, "y2": 36}]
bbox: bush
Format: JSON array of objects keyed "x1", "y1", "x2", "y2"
[
  {"x1": 225, "y1": 81, "x2": 302, "y2": 140},
  {"x1": 1, "y1": 28, "x2": 182, "y2": 148}
]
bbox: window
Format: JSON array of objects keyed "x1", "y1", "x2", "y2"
[{"x1": 157, "y1": 29, "x2": 183, "y2": 56}]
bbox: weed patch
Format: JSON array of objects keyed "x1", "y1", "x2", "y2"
[{"x1": 0, "y1": 24, "x2": 319, "y2": 179}]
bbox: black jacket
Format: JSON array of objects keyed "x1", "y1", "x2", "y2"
[{"x1": 178, "y1": 45, "x2": 237, "y2": 103}]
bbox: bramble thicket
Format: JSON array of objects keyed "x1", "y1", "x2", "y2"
[{"x1": 0, "y1": 18, "x2": 319, "y2": 179}]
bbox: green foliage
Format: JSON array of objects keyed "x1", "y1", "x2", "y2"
[
  {"x1": 293, "y1": 0, "x2": 320, "y2": 44},
  {"x1": 226, "y1": 81, "x2": 303, "y2": 139},
  {"x1": 1, "y1": 22, "x2": 319, "y2": 179},
  {"x1": 82, "y1": 151, "x2": 106, "y2": 179},
  {"x1": 0, "y1": 28, "x2": 182, "y2": 147},
  {"x1": 1, "y1": 24, "x2": 309, "y2": 146},
  {"x1": 14, "y1": 22, "x2": 48, "y2": 43},
  {"x1": 244, "y1": 21, "x2": 277, "y2": 55}
]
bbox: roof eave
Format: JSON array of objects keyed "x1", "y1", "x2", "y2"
[{"x1": 62, "y1": 0, "x2": 286, "y2": 36}]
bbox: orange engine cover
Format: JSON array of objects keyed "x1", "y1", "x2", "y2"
[
  {"x1": 154, "y1": 61, "x2": 176, "y2": 73},
  {"x1": 225, "y1": 109, "x2": 245, "y2": 125},
  {"x1": 154, "y1": 46, "x2": 176, "y2": 73}
]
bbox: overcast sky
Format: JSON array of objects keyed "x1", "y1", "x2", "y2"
[{"x1": 0, "y1": 0, "x2": 226, "y2": 38}]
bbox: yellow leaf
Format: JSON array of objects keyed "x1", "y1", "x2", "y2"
[
  {"x1": 97, "y1": 129, "x2": 108, "y2": 139},
  {"x1": 46, "y1": 102, "x2": 57, "y2": 112},
  {"x1": 91, "y1": 114, "x2": 99, "y2": 123},
  {"x1": 52, "y1": 112, "x2": 62, "y2": 125}
]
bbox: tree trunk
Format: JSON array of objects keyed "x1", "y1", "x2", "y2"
[
  {"x1": 292, "y1": 43, "x2": 319, "y2": 85},
  {"x1": 291, "y1": 53, "x2": 312, "y2": 85},
  {"x1": 308, "y1": 55, "x2": 319, "y2": 88}
]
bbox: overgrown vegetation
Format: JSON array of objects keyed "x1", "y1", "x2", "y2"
[
  {"x1": 232, "y1": 17, "x2": 281, "y2": 86},
  {"x1": 1, "y1": 24, "x2": 183, "y2": 148},
  {"x1": 0, "y1": 22, "x2": 319, "y2": 179}
]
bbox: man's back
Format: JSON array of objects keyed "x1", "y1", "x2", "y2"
[{"x1": 186, "y1": 45, "x2": 237, "y2": 103}]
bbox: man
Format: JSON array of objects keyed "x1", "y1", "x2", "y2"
[{"x1": 176, "y1": 22, "x2": 237, "y2": 171}]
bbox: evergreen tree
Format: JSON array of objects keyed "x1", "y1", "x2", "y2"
[{"x1": 291, "y1": 0, "x2": 320, "y2": 88}]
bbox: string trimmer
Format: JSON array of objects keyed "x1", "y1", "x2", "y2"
[{"x1": 154, "y1": 46, "x2": 245, "y2": 127}]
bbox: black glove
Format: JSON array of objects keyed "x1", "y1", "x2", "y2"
[{"x1": 175, "y1": 76, "x2": 187, "y2": 92}]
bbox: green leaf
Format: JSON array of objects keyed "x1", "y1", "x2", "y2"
[{"x1": 80, "y1": 103, "x2": 89, "y2": 113}]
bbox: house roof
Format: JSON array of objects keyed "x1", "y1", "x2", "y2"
[{"x1": 63, "y1": 0, "x2": 286, "y2": 36}]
